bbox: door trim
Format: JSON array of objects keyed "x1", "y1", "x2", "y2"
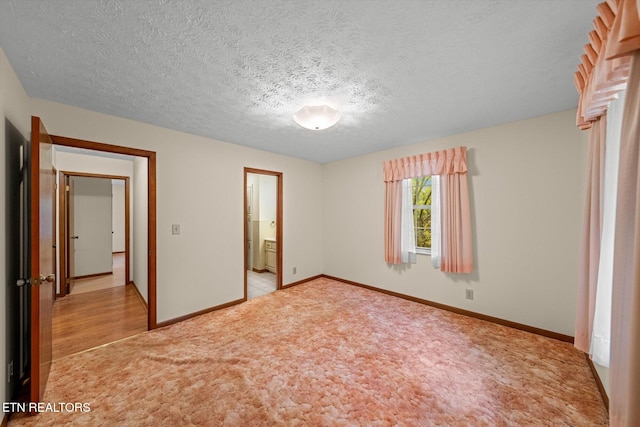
[
  {"x1": 59, "y1": 172, "x2": 131, "y2": 292},
  {"x1": 243, "y1": 168, "x2": 283, "y2": 299},
  {"x1": 50, "y1": 134, "x2": 158, "y2": 329}
]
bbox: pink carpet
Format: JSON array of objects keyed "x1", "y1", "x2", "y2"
[{"x1": 10, "y1": 278, "x2": 608, "y2": 426}]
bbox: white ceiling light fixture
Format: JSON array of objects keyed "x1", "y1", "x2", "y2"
[{"x1": 293, "y1": 105, "x2": 341, "y2": 130}]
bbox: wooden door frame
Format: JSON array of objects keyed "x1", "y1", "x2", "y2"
[
  {"x1": 243, "y1": 168, "x2": 283, "y2": 299},
  {"x1": 59, "y1": 172, "x2": 131, "y2": 295},
  {"x1": 50, "y1": 134, "x2": 158, "y2": 329}
]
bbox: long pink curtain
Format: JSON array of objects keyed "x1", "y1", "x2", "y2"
[
  {"x1": 575, "y1": 116, "x2": 607, "y2": 353},
  {"x1": 574, "y1": 1, "x2": 640, "y2": 425},
  {"x1": 610, "y1": 49, "x2": 640, "y2": 427},
  {"x1": 383, "y1": 147, "x2": 473, "y2": 273},
  {"x1": 440, "y1": 173, "x2": 473, "y2": 273},
  {"x1": 384, "y1": 180, "x2": 403, "y2": 264}
]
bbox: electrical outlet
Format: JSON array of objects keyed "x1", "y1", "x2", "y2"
[
  {"x1": 292, "y1": 267, "x2": 297, "y2": 275},
  {"x1": 465, "y1": 289, "x2": 474, "y2": 300},
  {"x1": 171, "y1": 224, "x2": 181, "y2": 235}
]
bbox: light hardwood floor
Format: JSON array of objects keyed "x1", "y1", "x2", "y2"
[
  {"x1": 52, "y1": 254, "x2": 147, "y2": 360},
  {"x1": 70, "y1": 252, "x2": 126, "y2": 294}
]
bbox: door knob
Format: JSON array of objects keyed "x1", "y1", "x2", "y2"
[
  {"x1": 40, "y1": 274, "x2": 55, "y2": 283},
  {"x1": 71, "y1": 236, "x2": 79, "y2": 239}
]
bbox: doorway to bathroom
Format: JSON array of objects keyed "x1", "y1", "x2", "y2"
[{"x1": 244, "y1": 168, "x2": 282, "y2": 299}]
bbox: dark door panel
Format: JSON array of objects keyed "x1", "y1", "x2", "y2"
[{"x1": 5, "y1": 118, "x2": 30, "y2": 404}]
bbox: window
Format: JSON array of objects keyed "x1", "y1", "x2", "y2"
[
  {"x1": 411, "y1": 176, "x2": 432, "y2": 254},
  {"x1": 384, "y1": 147, "x2": 471, "y2": 270}
]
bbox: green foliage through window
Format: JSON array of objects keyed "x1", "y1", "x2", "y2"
[{"x1": 411, "y1": 176, "x2": 432, "y2": 249}]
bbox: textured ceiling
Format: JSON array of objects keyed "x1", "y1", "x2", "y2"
[{"x1": 0, "y1": 0, "x2": 598, "y2": 163}]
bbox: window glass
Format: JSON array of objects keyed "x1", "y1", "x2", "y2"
[{"x1": 411, "y1": 177, "x2": 432, "y2": 250}]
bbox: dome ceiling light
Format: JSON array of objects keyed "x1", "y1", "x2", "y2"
[{"x1": 292, "y1": 105, "x2": 341, "y2": 130}]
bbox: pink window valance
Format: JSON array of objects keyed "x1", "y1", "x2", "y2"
[
  {"x1": 575, "y1": 0, "x2": 640, "y2": 128},
  {"x1": 383, "y1": 147, "x2": 468, "y2": 182}
]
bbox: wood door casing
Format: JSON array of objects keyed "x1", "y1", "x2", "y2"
[
  {"x1": 50, "y1": 134, "x2": 157, "y2": 329},
  {"x1": 30, "y1": 116, "x2": 55, "y2": 403}
]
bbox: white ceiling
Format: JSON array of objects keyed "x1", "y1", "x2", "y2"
[{"x1": 0, "y1": 0, "x2": 598, "y2": 163}]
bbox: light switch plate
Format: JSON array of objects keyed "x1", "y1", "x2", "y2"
[{"x1": 172, "y1": 224, "x2": 180, "y2": 235}]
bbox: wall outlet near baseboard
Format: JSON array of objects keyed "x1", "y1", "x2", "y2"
[
  {"x1": 171, "y1": 224, "x2": 180, "y2": 235},
  {"x1": 465, "y1": 289, "x2": 474, "y2": 300},
  {"x1": 292, "y1": 267, "x2": 297, "y2": 275}
]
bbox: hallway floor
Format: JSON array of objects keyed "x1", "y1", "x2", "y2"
[
  {"x1": 70, "y1": 252, "x2": 126, "y2": 294},
  {"x1": 53, "y1": 253, "x2": 147, "y2": 360}
]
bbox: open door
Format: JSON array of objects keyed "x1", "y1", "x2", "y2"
[
  {"x1": 69, "y1": 176, "x2": 113, "y2": 278},
  {"x1": 29, "y1": 116, "x2": 55, "y2": 403}
]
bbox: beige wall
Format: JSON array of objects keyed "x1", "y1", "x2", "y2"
[
  {"x1": 30, "y1": 98, "x2": 324, "y2": 322},
  {"x1": 322, "y1": 110, "x2": 588, "y2": 336},
  {"x1": 1, "y1": 47, "x2": 30, "y2": 408}
]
